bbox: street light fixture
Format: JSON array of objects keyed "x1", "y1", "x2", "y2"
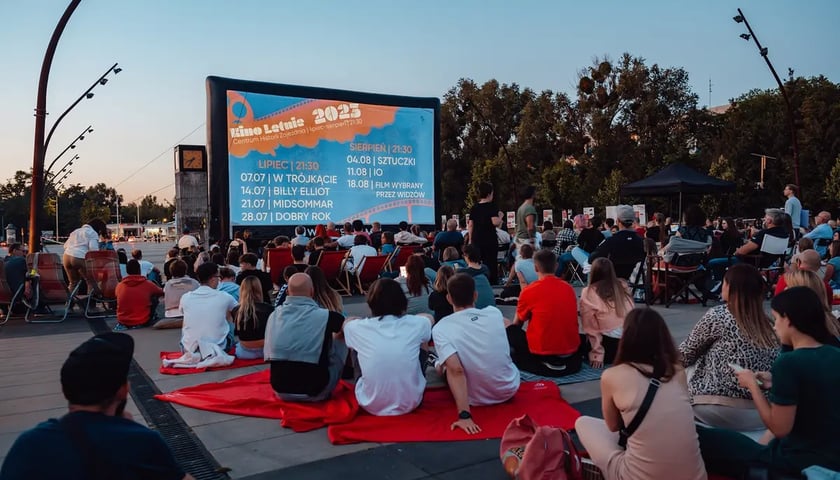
[
  {"x1": 732, "y1": 7, "x2": 800, "y2": 189},
  {"x1": 45, "y1": 124, "x2": 92, "y2": 177}
]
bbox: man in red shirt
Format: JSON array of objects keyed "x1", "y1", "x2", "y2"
[
  {"x1": 506, "y1": 249, "x2": 582, "y2": 376},
  {"x1": 115, "y1": 259, "x2": 164, "y2": 330}
]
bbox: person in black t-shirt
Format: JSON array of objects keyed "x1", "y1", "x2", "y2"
[
  {"x1": 468, "y1": 182, "x2": 501, "y2": 285},
  {"x1": 589, "y1": 206, "x2": 645, "y2": 279},
  {"x1": 235, "y1": 253, "x2": 274, "y2": 303}
]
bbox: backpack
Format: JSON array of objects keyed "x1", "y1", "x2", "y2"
[{"x1": 500, "y1": 414, "x2": 582, "y2": 480}]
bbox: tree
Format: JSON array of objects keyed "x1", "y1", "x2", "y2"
[{"x1": 825, "y1": 155, "x2": 840, "y2": 204}]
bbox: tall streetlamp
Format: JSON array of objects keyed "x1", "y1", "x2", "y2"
[
  {"x1": 27, "y1": 0, "x2": 122, "y2": 252},
  {"x1": 733, "y1": 8, "x2": 800, "y2": 189}
]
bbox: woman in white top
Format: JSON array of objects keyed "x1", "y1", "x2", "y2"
[
  {"x1": 62, "y1": 218, "x2": 107, "y2": 293},
  {"x1": 579, "y1": 258, "x2": 633, "y2": 368}
]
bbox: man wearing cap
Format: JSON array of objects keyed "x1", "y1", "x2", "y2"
[
  {"x1": 589, "y1": 205, "x2": 645, "y2": 279},
  {"x1": 177, "y1": 226, "x2": 199, "y2": 251},
  {"x1": 0, "y1": 333, "x2": 192, "y2": 479}
]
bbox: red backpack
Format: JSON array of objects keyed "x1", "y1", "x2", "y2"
[{"x1": 500, "y1": 414, "x2": 582, "y2": 480}]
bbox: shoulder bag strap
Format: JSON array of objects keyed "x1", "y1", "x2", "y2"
[
  {"x1": 618, "y1": 364, "x2": 665, "y2": 448},
  {"x1": 58, "y1": 413, "x2": 116, "y2": 480}
]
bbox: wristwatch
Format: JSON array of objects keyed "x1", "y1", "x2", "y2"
[{"x1": 458, "y1": 410, "x2": 472, "y2": 420}]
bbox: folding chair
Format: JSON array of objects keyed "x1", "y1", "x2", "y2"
[
  {"x1": 747, "y1": 234, "x2": 790, "y2": 296},
  {"x1": 497, "y1": 242, "x2": 512, "y2": 281},
  {"x1": 317, "y1": 249, "x2": 352, "y2": 296},
  {"x1": 623, "y1": 255, "x2": 653, "y2": 305},
  {"x1": 389, "y1": 246, "x2": 421, "y2": 272},
  {"x1": 651, "y1": 253, "x2": 709, "y2": 308},
  {"x1": 565, "y1": 261, "x2": 587, "y2": 286},
  {"x1": 83, "y1": 250, "x2": 121, "y2": 319},
  {"x1": 25, "y1": 252, "x2": 78, "y2": 323},
  {"x1": 265, "y1": 247, "x2": 293, "y2": 286},
  {"x1": 0, "y1": 261, "x2": 25, "y2": 325},
  {"x1": 346, "y1": 254, "x2": 391, "y2": 295}
]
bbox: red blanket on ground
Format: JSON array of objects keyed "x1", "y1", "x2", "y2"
[
  {"x1": 327, "y1": 380, "x2": 580, "y2": 445},
  {"x1": 154, "y1": 370, "x2": 358, "y2": 432},
  {"x1": 158, "y1": 351, "x2": 265, "y2": 375}
]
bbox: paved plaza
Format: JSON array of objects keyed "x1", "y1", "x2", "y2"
[{"x1": 0, "y1": 241, "x2": 714, "y2": 479}]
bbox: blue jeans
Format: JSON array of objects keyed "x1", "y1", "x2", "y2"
[
  {"x1": 556, "y1": 248, "x2": 591, "y2": 276},
  {"x1": 708, "y1": 257, "x2": 738, "y2": 282},
  {"x1": 235, "y1": 343, "x2": 264, "y2": 360}
]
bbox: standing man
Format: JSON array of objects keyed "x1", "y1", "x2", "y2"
[
  {"x1": 467, "y1": 182, "x2": 500, "y2": 285},
  {"x1": 433, "y1": 273, "x2": 520, "y2": 434},
  {"x1": 177, "y1": 227, "x2": 200, "y2": 251},
  {"x1": 783, "y1": 184, "x2": 802, "y2": 238},
  {"x1": 514, "y1": 186, "x2": 538, "y2": 256},
  {"x1": 0, "y1": 333, "x2": 193, "y2": 479}
]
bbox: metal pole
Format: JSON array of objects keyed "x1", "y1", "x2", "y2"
[
  {"x1": 736, "y1": 8, "x2": 800, "y2": 189},
  {"x1": 29, "y1": 0, "x2": 82, "y2": 253},
  {"x1": 45, "y1": 126, "x2": 90, "y2": 177},
  {"x1": 55, "y1": 192, "x2": 59, "y2": 239}
]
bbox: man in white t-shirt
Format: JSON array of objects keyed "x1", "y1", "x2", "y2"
[
  {"x1": 177, "y1": 227, "x2": 200, "y2": 251},
  {"x1": 344, "y1": 278, "x2": 433, "y2": 416},
  {"x1": 179, "y1": 262, "x2": 238, "y2": 353},
  {"x1": 433, "y1": 273, "x2": 520, "y2": 434},
  {"x1": 343, "y1": 235, "x2": 378, "y2": 272}
]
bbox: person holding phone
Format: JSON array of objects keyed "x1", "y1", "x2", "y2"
[{"x1": 698, "y1": 287, "x2": 840, "y2": 477}]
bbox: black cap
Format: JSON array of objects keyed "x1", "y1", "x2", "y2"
[{"x1": 60, "y1": 333, "x2": 134, "y2": 405}]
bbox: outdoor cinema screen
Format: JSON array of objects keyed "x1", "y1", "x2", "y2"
[{"x1": 206, "y1": 77, "x2": 440, "y2": 238}]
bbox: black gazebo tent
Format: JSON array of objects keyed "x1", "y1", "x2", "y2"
[{"x1": 620, "y1": 162, "x2": 736, "y2": 215}]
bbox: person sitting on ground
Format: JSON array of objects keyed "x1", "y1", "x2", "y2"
[
  {"x1": 264, "y1": 273, "x2": 346, "y2": 402},
  {"x1": 576, "y1": 308, "x2": 707, "y2": 480},
  {"x1": 434, "y1": 219, "x2": 465, "y2": 258},
  {"x1": 211, "y1": 252, "x2": 226, "y2": 269},
  {"x1": 511, "y1": 243, "x2": 538, "y2": 287},
  {"x1": 305, "y1": 265, "x2": 343, "y2": 313},
  {"x1": 775, "y1": 249, "x2": 832, "y2": 300},
  {"x1": 162, "y1": 259, "x2": 199, "y2": 320},
  {"x1": 114, "y1": 259, "x2": 164, "y2": 331},
  {"x1": 0, "y1": 333, "x2": 193, "y2": 480},
  {"x1": 290, "y1": 226, "x2": 309, "y2": 247},
  {"x1": 589, "y1": 205, "x2": 646, "y2": 279},
  {"x1": 507, "y1": 249, "x2": 582, "y2": 377},
  {"x1": 824, "y1": 240, "x2": 840, "y2": 289},
  {"x1": 288, "y1": 244, "x2": 309, "y2": 275},
  {"x1": 580, "y1": 258, "x2": 633, "y2": 368},
  {"x1": 398, "y1": 255, "x2": 433, "y2": 315},
  {"x1": 344, "y1": 278, "x2": 433, "y2": 416},
  {"x1": 679, "y1": 264, "x2": 780, "y2": 431},
  {"x1": 217, "y1": 266, "x2": 240, "y2": 301},
  {"x1": 163, "y1": 247, "x2": 180, "y2": 281},
  {"x1": 433, "y1": 273, "x2": 521, "y2": 434},
  {"x1": 273, "y1": 265, "x2": 299, "y2": 309},
  {"x1": 439, "y1": 246, "x2": 467, "y2": 270},
  {"x1": 782, "y1": 269, "x2": 840, "y2": 340},
  {"x1": 459, "y1": 245, "x2": 495, "y2": 309},
  {"x1": 232, "y1": 276, "x2": 273, "y2": 360},
  {"x1": 698, "y1": 287, "x2": 840, "y2": 477},
  {"x1": 193, "y1": 251, "x2": 210, "y2": 274},
  {"x1": 130, "y1": 249, "x2": 161, "y2": 284},
  {"x1": 179, "y1": 262, "x2": 238, "y2": 353},
  {"x1": 224, "y1": 250, "x2": 241, "y2": 275},
  {"x1": 394, "y1": 221, "x2": 427, "y2": 245},
  {"x1": 428, "y1": 265, "x2": 455, "y2": 323},
  {"x1": 343, "y1": 235, "x2": 377, "y2": 273},
  {"x1": 235, "y1": 253, "x2": 273, "y2": 303}
]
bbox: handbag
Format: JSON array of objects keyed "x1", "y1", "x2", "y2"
[
  {"x1": 499, "y1": 414, "x2": 582, "y2": 480},
  {"x1": 618, "y1": 363, "x2": 665, "y2": 449}
]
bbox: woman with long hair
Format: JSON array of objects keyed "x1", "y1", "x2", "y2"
[
  {"x1": 580, "y1": 258, "x2": 633, "y2": 368},
  {"x1": 708, "y1": 217, "x2": 745, "y2": 291},
  {"x1": 680, "y1": 264, "x2": 779, "y2": 430},
  {"x1": 699, "y1": 287, "x2": 840, "y2": 477},
  {"x1": 576, "y1": 308, "x2": 707, "y2": 480},
  {"x1": 783, "y1": 269, "x2": 840, "y2": 339},
  {"x1": 304, "y1": 266, "x2": 343, "y2": 313},
  {"x1": 232, "y1": 276, "x2": 274, "y2": 359},
  {"x1": 428, "y1": 265, "x2": 455, "y2": 323},
  {"x1": 398, "y1": 254, "x2": 432, "y2": 315}
]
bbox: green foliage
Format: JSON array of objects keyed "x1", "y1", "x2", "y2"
[{"x1": 825, "y1": 155, "x2": 840, "y2": 202}]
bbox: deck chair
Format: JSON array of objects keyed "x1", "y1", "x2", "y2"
[
  {"x1": 317, "y1": 249, "x2": 352, "y2": 296},
  {"x1": 0, "y1": 260, "x2": 26, "y2": 325},
  {"x1": 389, "y1": 245, "x2": 421, "y2": 272},
  {"x1": 753, "y1": 234, "x2": 790, "y2": 294},
  {"x1": 348, "y1": 254, "x2": 391, "y2": 295},
  {"x1": 651, "y1": 236, "x2": 711, "y2": 308},
  {"x1": 25, "y1": 252, "x2": 78, "y2": 323},
  {"x1": 265, "y1": 247, "x2": 293, "y2": 286},
  {"x1": 625, "y1": 255, "x2": 653, "y2": 305},
  {"x1": 83, "y1": 250, "x2": 121, "y2": 319}
]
